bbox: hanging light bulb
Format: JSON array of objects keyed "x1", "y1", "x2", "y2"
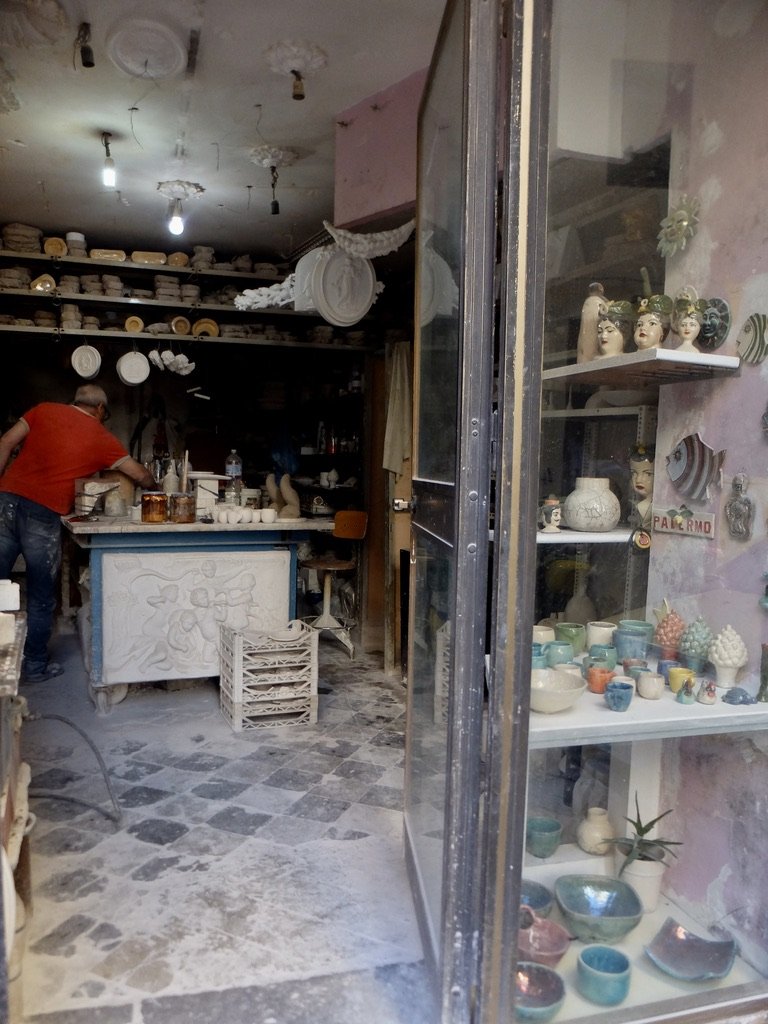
[
  {"x1": 291, "y1": 70, "x2": 305, "y2": 101},
  {"x1": 101, "y1": 132, "x2": 116, "y2": 188},
  {"x1": 168, "y1": 198, "x2": 184, "y2": 235}
]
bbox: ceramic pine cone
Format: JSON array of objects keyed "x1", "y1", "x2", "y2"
[
  {"x1": 653, "y1": 601, "x2": 686, "y2": 649},
  {"x1": 678, "y1": 616, "x2": 714, "y2": 659},
  {"x1": 708, "y1": 625, "x2": 748, "y2": 668}
]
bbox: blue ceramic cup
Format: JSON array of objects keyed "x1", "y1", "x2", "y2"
[
  {"x1": 532, "y1": 653, "x2": 548, "y2": 670},
  {"x1": 576, "y1": 945, "x2": 631, "y2": 1006},
  {"x1": 613, "y1": 629, "x2": 648, "y2": 661},
  {"x1": 542, "y1": 641, "x2": 574, "y2": 667},
  {"x1": 604, "y1": 680, "x2": 633, "y2": 712},
  {"x1": 589, "y1": 643, "x2": 617, "y2": 669},
  {"x1": 526, "y1": 817, "x2": 563, "y2": 858},
  {"x1": 657, "y1": 658, "x2": 681, "y2": 683},
  {"x1": 618, "y1": 619, "x2": 655, "y2": 640}
]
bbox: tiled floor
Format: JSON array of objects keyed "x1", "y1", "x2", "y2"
[{"x1": 15, "y1": 632, "x2": 438, "y2": 1023}]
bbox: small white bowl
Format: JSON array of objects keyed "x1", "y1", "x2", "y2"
[{"x1": 261, "y1": 508, "x2": 277, "y2": 524}]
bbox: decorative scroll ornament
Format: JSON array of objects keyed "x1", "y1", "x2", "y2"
[
  {"x1": 249, "y1": 145, "x2": 298, "y2": 169},
  {"x1": 264, "y1": 39, "x2": 328, "y2": 78},
  {"x1": 322, "y1": 218, "x2": 416, "y2": 259},
  {"x1": 657, "y1": 194, "x2": 700, "y2": 258},
  {"x1": 0, "y1": 0, "x2": 66, "y2": 47},
  {"x1": 234, "y1": 274, "x2": 296, "y2": 311}
]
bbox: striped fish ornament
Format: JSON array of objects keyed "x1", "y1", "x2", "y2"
[
  {"x1": 665, "y1": 432, "x2": 726, "y2": 502},
  {"x1": 737, "y1": 313, "x2": 768, "y2": 364}
]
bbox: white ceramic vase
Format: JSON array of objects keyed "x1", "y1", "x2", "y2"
[
  {"x1": 576, "y1": 807, "x2": 615, "y2": 855},
  {"x1": 563, "y1": 477, "x2": 621, "y2": 532}
]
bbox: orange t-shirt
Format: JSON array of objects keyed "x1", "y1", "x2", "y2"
[{"x1": 0, "y1": 403, "x2": 130, "y2": 514}]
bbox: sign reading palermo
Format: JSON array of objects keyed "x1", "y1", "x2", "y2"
[{"x1": 652, "y1": 506, "x2": 715, "y2": 539}]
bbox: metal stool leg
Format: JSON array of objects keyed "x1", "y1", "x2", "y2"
[{"x1": 306, "y1": 570, "x2": 355, "y2": 658}]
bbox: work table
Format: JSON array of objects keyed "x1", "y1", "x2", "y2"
[{"x1": 63, "y1": 515, "x2": 336, "y2": 536}]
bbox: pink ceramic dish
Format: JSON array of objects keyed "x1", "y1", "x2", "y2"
[{"x1": 518, "y1": 907, "x2": 572, "y2": 967}]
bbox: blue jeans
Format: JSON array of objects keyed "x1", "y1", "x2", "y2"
[{"x1": 0, "y1": 493, "x2": 62, "y2": 674}]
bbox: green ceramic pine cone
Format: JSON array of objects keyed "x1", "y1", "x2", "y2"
[{"x1": 678, "y1": 616, "x2": 713, "y2": 659}]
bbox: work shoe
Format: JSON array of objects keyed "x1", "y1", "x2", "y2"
[{"x1": 22, "y1": 661, "x2": 64, "y2": 683}]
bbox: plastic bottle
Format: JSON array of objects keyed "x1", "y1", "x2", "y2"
[{"x1": 224, "y1": 449, "x2": 243, "y2": 504}]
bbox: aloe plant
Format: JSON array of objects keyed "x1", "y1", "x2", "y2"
[{"x1": 609, "y1": 792, "x2": 683, "y2": 876}]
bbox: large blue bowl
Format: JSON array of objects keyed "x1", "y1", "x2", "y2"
[
  {"x1": 513, "y1": 961, "x2": 565, "y2": 1022},
  {"x1": 554, "y1": 874, "x2": 643, "y2": 943}
]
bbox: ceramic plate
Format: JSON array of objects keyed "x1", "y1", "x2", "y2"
[
  {"x1": 268, "y1": 622, "x2": 307, "y2": 643},
  {"x1": 192, "y1": 317, "x2": 220, "y2": 337},
  {"x1": 30, "y1": 273, "x2": 56, "y2": 292},
  {"x1": 645, "y1": 917, "x2": 736, "y2": 981},
  {"x1": 311, "y1": 247, "x2": 377, "y2": 326},
  {"x1": 116, "y1": 351, "x2": 150, "y2": 385},
  {"x1": 171, "y1": 315, "x2": 191, "y2": 335},
  {"x1": 167, "y1": 251, "x2": 189, "y2": 267},
  {"x1": 43, "y1": 236, "x2": 68, "y2": 257},
  {"x1": 294, "y1": 247, "x2": 324, "y2": 311},
  {"x1": 90, "y1": 249, "x2": 126, "y2": 261},
  {"x1": 131, "y1": 251, "x2": 167, "y2": 265},
  {"x1": 124, "y1": 315, "x2": 145, "y2": 333},
  {"x1": 71, "y1": 345, "x2": 101, "y2": 379}
]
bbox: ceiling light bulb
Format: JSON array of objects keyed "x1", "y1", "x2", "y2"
[
  {"x1": 291, "y1": 71, "x2": 305, "y2": 100},
  {"x1": 102, "y1": 157, "x2": 116, "y2": 188},
  {"x1": 168, "y1": 199, "x2": 184, "y2": 235}
]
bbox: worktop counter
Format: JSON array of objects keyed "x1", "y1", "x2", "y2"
[{"x1": 62, "y1": 515, "x2": 335, "y2": 536}]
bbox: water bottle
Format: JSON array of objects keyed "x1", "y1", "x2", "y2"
[{"x1": 224, "y1": 449, "x2": 243, "y2": 504}]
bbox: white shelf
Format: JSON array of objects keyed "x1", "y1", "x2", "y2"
[
  {"x1": 0, "y1": 248, "x2": 282, "y2": 281},
  {"x1": 542, "y1": 405, "x2": 656, "y2": 420},
  {"x1": 543, "y1": 348, "x2": 740, "y2": 388},
  {"x1": 528, "y1": 686, "x2": 768, "y2": 748},
  {"x1": 537, "y1": 528, "x2": 632, "y2": 545}
]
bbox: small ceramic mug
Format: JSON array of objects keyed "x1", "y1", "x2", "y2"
[
  {"x1": 533, "y1": 625, "x2": 556, "y2": 644},
  {"x1": 586, "y1": 620, "x2": 616, "y2": 648},
  {"x1": 577, "y1": 945, "x2": 631, "y2": 1006},
  {"x1": 543, "y1": 641, "x2": 574, "y2": 667},
  {"x1": 554, "y1": 621, "x2": 587, "y2": 655},
  {"x1": 637, "y1": 672, "x2": 665, "y2": 700},
  {"x1": 604, "y1": 680, "x2": 633, "y2": 711},
  {"x1": 668, "y1": 666, "x2": 695, "y2": 694},
  {"x1": 589, "y1": 644, "x2": 617, "y2": 669},
  {"x1": 525, "y1": 817, "x2": 563, "y2": 859},
  {"x1": 586, "y1": 664, "x2": 615, "y2": 694},
  {"x1": 261, "y1": 508, "x2": 278, "y2": 524}
]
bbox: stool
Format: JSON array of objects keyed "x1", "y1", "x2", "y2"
[{"x1": 301, "y1": 511, "x2": 367, "y2": 658}]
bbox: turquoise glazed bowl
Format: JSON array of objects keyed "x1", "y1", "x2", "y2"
[
  {"x1": 513, "y1": 961, "x2": 565, "y2": 1022},
  {"x1": 520, "y1": 879, "x2": 553, "y2": 918},
  {"x1": 554, "y1": 874, "x2": 643, "y2": 943}
]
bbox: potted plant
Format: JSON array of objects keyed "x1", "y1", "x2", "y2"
[{"x1": 608, "y1": 793, "x2": 682, "y2": 913}]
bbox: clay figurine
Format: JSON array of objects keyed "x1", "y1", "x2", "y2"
[
  {"x1": 628, "y1": 444, "x2": 655, "y2": 529},
  {"x1": 672, "y1": 298, "x2": 709, "y2": 353},
  {"x1": 596, "y1": 301, "x2": 634, "y2": 358},
  {"x1": 633, "y1": 295, "x2": 673, "y2": 351}
]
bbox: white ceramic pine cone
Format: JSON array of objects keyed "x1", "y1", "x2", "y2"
[{"x1": 708, "y1": 625, "x2": 748, "y2": 668}]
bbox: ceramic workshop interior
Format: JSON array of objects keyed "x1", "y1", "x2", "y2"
[{"x1": 6, "y1": 2, "x2": 768, "y2": 1023}]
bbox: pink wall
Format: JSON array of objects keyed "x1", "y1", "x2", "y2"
[
  {"x1": 639, "y1": 4, "x2": 768, "y2": 971},
  {"x1": 333, "y1": 68, "x2": 427, "y2": 228}
]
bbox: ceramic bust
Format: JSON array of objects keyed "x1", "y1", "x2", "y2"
[
  {"x1": 539, "y1": 500, "x2": 562, "y2": 532},
  {"x1": 629, "y1": 444, "x2": 655, "y2": 528},
  {"x1": 633, "y1": 294, "x2": 673, "y2": 351},
  {"x1": 596, "y1": 301, "x2": 634, "y2": 358},
  {"x1": 673, "y1": 298, "x2": 708, "y2": 353}
]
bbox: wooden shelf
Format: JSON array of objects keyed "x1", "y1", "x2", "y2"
[
  {"x1": 543, "y1": 347, "x2": 740, "y2": 388},
  {"x1": 0, "y1": 248, "x2": 282, "y2": 281}
]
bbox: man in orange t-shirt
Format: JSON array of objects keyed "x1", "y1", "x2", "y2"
[{"x1": 0, "y1": 384, "x2": 156, "y2": 682}]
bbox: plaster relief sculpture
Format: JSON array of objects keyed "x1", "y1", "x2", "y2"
[
  {"x1": 665, "y1": 432, "x2": 726, "y2": 501},
  {"x1": 736, "y1": 312, "x2": 768, "y2": 364}
]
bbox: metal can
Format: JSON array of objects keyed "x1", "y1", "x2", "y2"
[
  {"x1": 141, "y1": 492, "x2": 168, "y2": 523},
  {"x1": 169, "y1": 493, "x2": 196, "y2": 524}
]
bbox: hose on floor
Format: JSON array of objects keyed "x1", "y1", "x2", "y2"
[{"x1": 24, "y1": 712, "x2": 123, "y2": 826}]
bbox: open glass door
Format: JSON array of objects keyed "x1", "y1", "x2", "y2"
[{"x1": 403, "y1": 0, "x2": 499, "y2": 1017}]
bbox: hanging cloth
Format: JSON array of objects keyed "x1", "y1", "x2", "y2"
[{"x1": 382, "y1": 341, "x2": 412, "y2": 476}]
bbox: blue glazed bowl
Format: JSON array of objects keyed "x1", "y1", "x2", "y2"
[
  {"x1": 521, "y1": 879, "x2": 553, "y2": 918},
  {"x1": 577, "y1": 944, "x2": 631, "y2": 1005},
  {"x1": 513, "y1": 961, "x2": 565, "y2": 1022},
  {"x1": 554, "y1": 874, "x2": 643, "y2": 943},
  {"x1": 645, "y1": 917, "x2": 737, "y2": 980}
]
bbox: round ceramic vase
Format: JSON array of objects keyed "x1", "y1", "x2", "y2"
[
  {"x1": 576, "y1": 807, "x2": 615, "y2": 855},
  {"x1": 563, "y1": 477, "x2": 621, "y2": 533}
]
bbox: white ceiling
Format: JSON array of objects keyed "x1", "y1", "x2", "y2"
[{"x1": 0, "y1": 0, "x2": 445, "y2": 263}]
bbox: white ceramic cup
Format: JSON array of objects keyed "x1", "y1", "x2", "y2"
[
  {"x1": 586, "y1": 620, "x2": 617, "y2": 648},
  {"x1": 261, "y1": 508, "x2": 277, "y2": 524},
  {"x1": 240, "y1": 508, "x2": 253, "y2": 523},
  {"x1": 533, "y1": 625, "x2": 556, "y2": 644},
  {"x1": 130, "y1": 504, "x2": 142, "y2": 523},
  {"x1": 251, "y1": 508, "x2": 262, "y2": 523},
  {"x1": 217, "y1": 509, "x2": 229, "y2": 524},
  {"x1": 637, "y1": 672, "x2": 665, "y2": 700},
  {"x1": 227, "y1": 508, "x2": 243, "y2": 524}
]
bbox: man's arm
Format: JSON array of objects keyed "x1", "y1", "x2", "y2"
[
  {"x1": 113, "y1": 456, "x2": 157, "y2": 490},
  {"x1": 0, "y1": 419, "x2": 30, "y2": 477}
]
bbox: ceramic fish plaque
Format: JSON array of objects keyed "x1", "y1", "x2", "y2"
[{"x1": 666, "y1": 432, "x2": 725, "y2": 501}]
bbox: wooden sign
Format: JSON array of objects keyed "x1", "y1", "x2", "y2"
[{"x1": 652, "y1": 506, "x2": 715, "y2": 539}]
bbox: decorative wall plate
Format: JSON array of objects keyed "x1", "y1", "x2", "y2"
[
  {"x1": 116, "y1": 351, "x2": 150, "y2": 385},
  {"x1": 311, "y1": 247, "x2": 376, "y2": 327},
  {"x1": 71, "y1": 345, "x2": 101, "y2": 379},
  {"x1": 171, "y1": 315, "x2": 191, "y2": 335},
  {"x1": 697, "y1": 297, "x2": 731, "y2": 351},
  {"x1": 124, "y1": 315, "x2": 145, "y2": 333},
  {"x1": 192, "y1": 318, "x2": 219, "y2": 337},
  {"x1": 293, "y1": 247, "x2": 324, "y2": 311},
  {"x1": 736, "y1": 312, "x2": 768, "y2": 363}
]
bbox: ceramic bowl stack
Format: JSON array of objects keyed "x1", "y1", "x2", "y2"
[
  {"x1": 80, "y1": 274, "x2": 104, "y2": 295},
  {"x1": 232, "y1": 254, "x2": 252, "y2": 272},
  {"x1": 59, "y1": 274, "x2": 80, "y2": 293},
  {"x1": 65, "y1": 231, "x2": 87, "y2": 257},
  {"x1": 219, "y1": 324, "x2": 248, "y2": 339},
  {"x1": 130, "y1": 287, "x2": 154, "y2": 300},
  {"x1": 101, "y1": 273, "x2": 124, "y2": 297},
  {"x1": 181, "y1": 283, "x2": 200, "y2": 304},
  {"x1": 191, "y1": 245, "x2": 215, "y2": 270},
  {"x1": 33, "y1": 309, "x2": 57, "y2": 328},
  {"x1": 154, "y1": 274, "x2": 181, "y2": 302},
  {"x1": 0, "y1": 266, "x2": 31, "y2": 290},
  {"x1": 82, "y1": 315, "x2": 101, "y2": 331},
  {"x1": 202, "y1": 284, "x2": 237, "y2": 305},
  {"x1": 60, "y1": 304, "x2": 82, "y2": 330},
  {"x1": 2, "y1": 222, "x2": 42, "y2": 252},
  {"x1": 213, "y1": 260, "x2": 234, "y2": 270}
]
